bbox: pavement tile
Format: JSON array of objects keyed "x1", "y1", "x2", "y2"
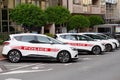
[{"x1": 0, "y1": 45, "x2": 6, "y2": 60}]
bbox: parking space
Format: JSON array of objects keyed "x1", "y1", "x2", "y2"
[
  {"x1": 0, "y1": 49, "x2": 118, "y2": 75},
  {"x1": 0, "y1": 54, "x2": 94, "y2": 72}
]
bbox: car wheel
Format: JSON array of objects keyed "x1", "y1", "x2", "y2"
[
  {"x1": 105, "y1": 44, "x2": 112, "y2": 52},
  {"x1": 8, "y1": 50, "x2": 22, "y2": 63},
  {"x1": 57, "y1": 51, "x2": 71, "y2": 63},
  {"x1": 92, "y1": 46, "x2": 101, "y2": 55},
  {"x1": 114, "y1": 43, "x2": 117, "y2": 49}
]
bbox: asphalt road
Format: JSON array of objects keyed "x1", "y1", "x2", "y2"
[{"x1": 0, "y1": 48, "x2": 120, "y2": 80}]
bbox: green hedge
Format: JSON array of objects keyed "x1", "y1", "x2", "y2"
[
  {"x1": 45, "y1": 33, "x2": 54, "y2": 38},
  {"x1": 0, "y1": 33, "x2": 10, "y2": 45},
  {"x1": 0, "y1": 39, "x2": 4, "y2": 45}
]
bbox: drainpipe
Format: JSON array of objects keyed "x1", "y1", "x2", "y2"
[{"x1": 67, "y1": 0, "x2": 69, "y2": 9}]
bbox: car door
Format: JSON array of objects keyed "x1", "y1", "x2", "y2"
[
  {"x1": 17, "y1": 35, "x2": 40, "y2": 56},
  {"x1": 35, "y1": 35, "x2": 59, "y2": 57},
  {"x1": 60, "y1": 34, "x2": 92, "y2": 50},
  {"x1": 76, "y1": 35, "x2": 94, "y2": 50}
]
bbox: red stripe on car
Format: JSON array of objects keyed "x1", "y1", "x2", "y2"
[
  {"x1": 67, "y1": 43, "x2": 93, "y2": 47},
  {"x1": 12, "y1": 46, "x2": 59, "y2": 52}
]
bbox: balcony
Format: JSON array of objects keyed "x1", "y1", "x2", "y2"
[{"x1": 72, "y1": 4, "x2": 105, "y2": 14}]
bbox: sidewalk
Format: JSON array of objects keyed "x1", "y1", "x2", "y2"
[{"x1": 0, "y1": 45, "x2": 5, "y2": 60}]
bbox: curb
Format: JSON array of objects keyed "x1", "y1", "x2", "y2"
[
  {"x1": 0, "y1": 45, "x2": 5, "y2": 60},
  {"x1": 0, "y1": 55, "x2": 6, "y2": 61}
]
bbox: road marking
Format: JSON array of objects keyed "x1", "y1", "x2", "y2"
[
  {"x1": 5, "y1": 78, "x2": 22, "y2": 80},
  {"x1": 82, "y1": 58, "x2": 92, "y2": 60},
  {"x1": 9, "y1": 64, "x2": 39, "y2": 71},
  {"x1": 96, "y1": 55, "x2": 99, "y2": 56},
  {"x1": 2, "y1": 68, "x2": 53, "y2": 75},
  {"x1": 5, "y1": 64, "x2": 45, "y2": 67},
  {"x1": 32, "y1": 67, "x2": 40, "y2": 70},
  {"x1": 64, "y1": 63, "x2": 72, "y2": 66},
  {"x1": 0, "y1": 68, "x2": 2, "y2": 72}
]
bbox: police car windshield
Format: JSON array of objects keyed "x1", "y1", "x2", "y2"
[
  {"x1": 84, "y1": 34, "x2": 106, "y2": 40},
  {"x1": 98, "y1": 34, "x2": 112, "y2": 39}
]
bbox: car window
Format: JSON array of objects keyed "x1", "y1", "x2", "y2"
[
  {"x1": 36, "y1": 36, "x2": 50, "y2": 43},
  {"x1": 60, "y1": 35, "x2": 77, "y2": 40},
  {"x1": 99, "y1": 34, "x2": 112, "y2": 39},
  {"x1": 49, "y1": 37, "x2": 63, "y2": 44},
  {"x1": 85, "y1": 34, "x2": 105, "y2": 40},
  {"x1": 14, "y1": 36, "x2": 21, "y2": 41},
  {"x1": 76, "y1": 35, "x2": 87, "y2": 41},
  {"x1": 21, "y1": 36, "x2": 36, "y2": 42},
  {"x1": 60, "y1": 35, "x2": 65, "y2": 39}
]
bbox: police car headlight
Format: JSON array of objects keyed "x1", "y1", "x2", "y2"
[{"x1": 70, "y1": 47, "x2": 78, "y2": 51}]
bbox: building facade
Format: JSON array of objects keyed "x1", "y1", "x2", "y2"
[
  {"x1": 62, "y1": 0, "x2": 106, "y2": 15},
  {"x1": 0, "y1": 0, "x2": 59, "y2": 33},
  {"x1": 0, "y1": 0, "x2": 106, "y2": 34},
  {"x1": 105, "y1": 0, "x2": 118, "y2": 24},
  {"x1": 114, "y1": 0, "x2": 120, "y2": 23}
]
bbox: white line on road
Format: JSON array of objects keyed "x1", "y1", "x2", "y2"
[
  {"x1": 2, "y1": 68, "x2": 53, "y2": 75},
  {"x1": 0, "y1": 68, "x2": 2, "y2": 72},
  {"x1": 5, "y1": 78, "x2": 22, "y2": 80},
  {"x1": 32, "y1": 66, "x2": 41, "y2": 70},
  {"x1": 9, "y1": 64, "x2": 42, "y2": 71},
  {"x1": 82, "y1": 58, "x2": 92, "y2": 60},
  {"x1": 64, "y1": 63, "x2": 72, "y2": 66}
]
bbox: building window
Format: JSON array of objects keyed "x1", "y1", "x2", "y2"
[
  {"x1": 92, "y1": 0, "x2": 98, "y2": 5},
  {"x1": 34, "y1": 0, "x2": 39, "y2": 6},
  {"x1": 21, "y1": 0, "x2": 26, "y2": 3},
  {"x1": 2, "y1": 9, "x2": 8, "y2": 20},
  {"x1": 15, "y1": 0, "x2": 21, "y2": 6},
  {"x1": 101, "y1": 0, "x2": 106, "y2": 6},
  {"x1": 73, "y1": 0, "x2": 80, "y2": 5},
  {"x1": 83, "y1": 0, "x2": 91, "y2": 6},
  {"x1": 41, "y1": 1, "x2": 46, "y2": 10}
]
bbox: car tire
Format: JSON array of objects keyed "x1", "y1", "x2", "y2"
[
  {"x1": 57, "y1": 51, "x2": 71, "y2": 63},
  {"x1": 8, "y1": 50, "x2": 22, "y2": 63},
  {"x1": 91, "y1": 46, "x2": 101, "y2": 55},
  {"x1": 114, "y1": 43, "x2": 117, "y2": 49},
  {"x1": 105, "y1": 44, "x2": 112, "y2": 52}
]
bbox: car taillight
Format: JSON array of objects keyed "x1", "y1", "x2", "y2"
[{"x1": 3, "y1": 42, "x2": 10, "y2": 45}]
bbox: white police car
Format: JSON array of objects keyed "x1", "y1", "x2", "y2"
[
  {"x1": 55, "y1": 33, "x2": 105, "y2": 55},
  {"x1": 95, "y1": 33, "x2": 120, "y2": 48},
  {"x1": 79, "y1": 33, "x2": 116, "y2": 52},
  {"x1": 2, "y1": 33, "x2": 78, "y2": 63}
]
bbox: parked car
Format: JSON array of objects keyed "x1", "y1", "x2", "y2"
[
  {"x1": 55, "y1": 33, "x2": 105, "y2": 55},
  {"x1": 79, "y1": 32, "x2": 116, "y2": 52},
  {"x1": 93, "y1": 33, "x2": 120, "y2": 48},
  {"x1": 2, "y1": 33, "x2": 78, "y2": 63}
]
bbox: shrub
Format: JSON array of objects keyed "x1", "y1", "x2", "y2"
[
  {"x1": 0, "y1": 39, "x2": 4, "y2": 45},
  {"x1": 45, "y1": 33, "x2": 54, "y2": 38},
  {"x1": 0, "y1": 33, "x2": 9, "y2": 45}
]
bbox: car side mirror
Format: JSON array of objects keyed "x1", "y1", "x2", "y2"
[{"x1": 49, "y1": 41, "x2": 54, "y2": 44}]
